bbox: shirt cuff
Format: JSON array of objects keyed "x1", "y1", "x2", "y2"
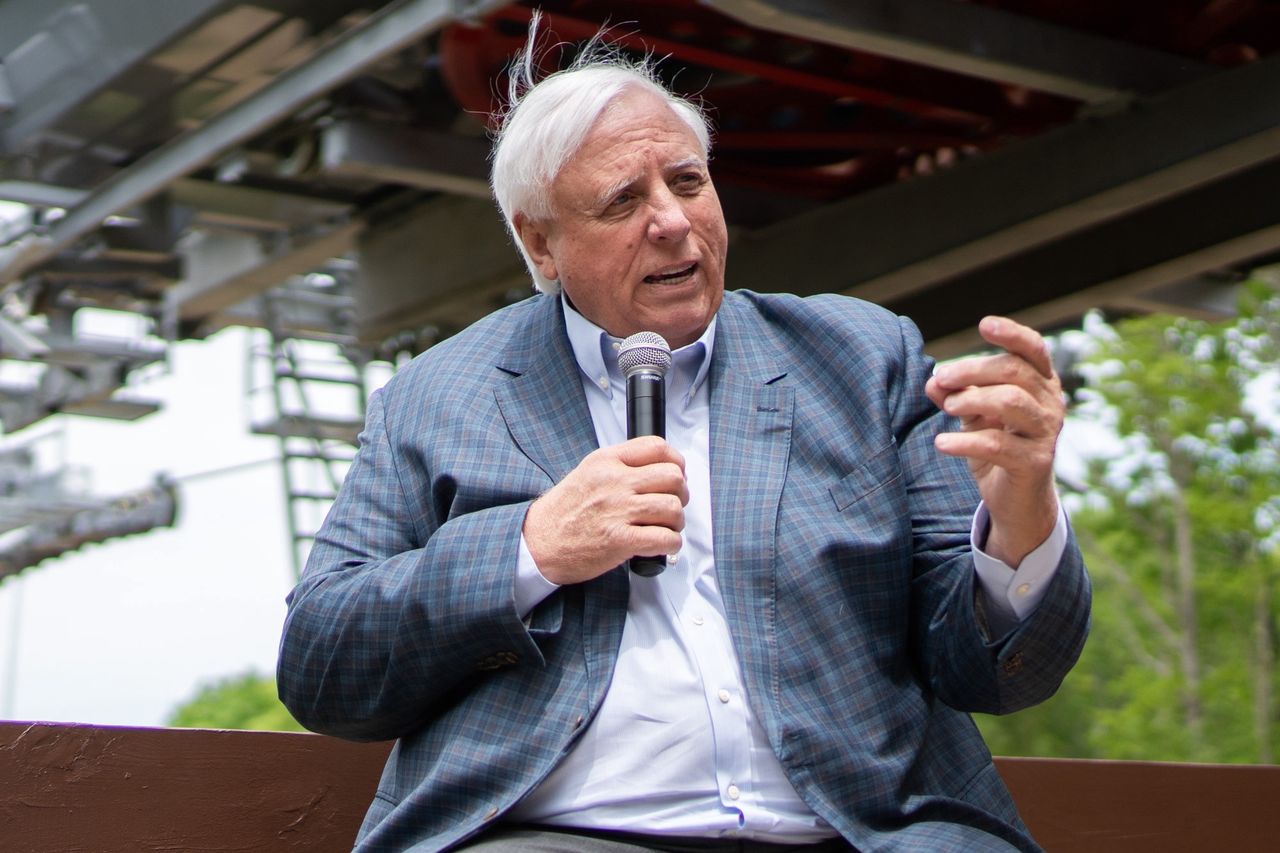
[
  {"x1": 515, "y1": 533, "x2": 562, "y2": 619},
  {"x1": 971, "y1": 500, "x2": 1068, "y2": 635}
]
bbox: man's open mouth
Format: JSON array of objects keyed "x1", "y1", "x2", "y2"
[{"x1": 644, "y1": 263, "x2": 698, "y2": 284}]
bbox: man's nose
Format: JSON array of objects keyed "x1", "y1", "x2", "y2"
[{"x1": 647, "y1": 190, "x2": 692, "y2": 242}]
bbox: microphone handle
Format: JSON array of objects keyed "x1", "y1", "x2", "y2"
[{"x1": 626, "y1": 370, "x2": 667, "y2": 577}]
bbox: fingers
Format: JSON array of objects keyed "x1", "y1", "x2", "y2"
[
  {"x1": 927, "y1": 316, "x2": 1063, "y2": 433},
  {"x1": 977, "y1": 315, "x2": 1053, "y2": 379},
  {"x1": 592, "y1": 437, "x2": 688, "y2": 503},
  {"x1": 930, "y1": 349, "x2": 1056, "y2": 399},
  {"x1": 612, "y1": 434, "x2": 685, "y2": 471},
  {"x1": 631, "y1": 461, "x2": 690, "y2": 505},
  {"x1": 926, "y1": 317, "x2": 1063, "y2": 565},
  {"x1": 937, "y1": 383, "x2": 1059, "y2": 438},
  {"x1": 523, "y1": 438, "x2": 689, "y2": 585},
  {"x1": 934, "y1": 427, "x2": 1054, "y2": 471},
  {"x1": 627, "y1": 491, "x2": 687, "y2": 529},
  {"x1": 624, "y1": 525, "x2": 684, "y2": 566},
  {"x1": 927, "y1": 315, "x2": 1063, "y2": 471}
]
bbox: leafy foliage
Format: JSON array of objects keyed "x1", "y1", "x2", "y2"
[
  {"x1": 978, "y1": 270, "x2": 1280, "y2": 763},
  {"x1": 166, "y1": 670, "x2": 304, "y2": 732}
]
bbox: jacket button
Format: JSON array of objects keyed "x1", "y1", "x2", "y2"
[
  {"x1": 476, "y1": 651, "x2": 520, "y2": 671},
  {"x1": 1002, "y1": 652, "x2": 1024, "y2": 675}
]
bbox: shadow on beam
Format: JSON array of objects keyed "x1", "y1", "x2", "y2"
[{"x1": 1, "y1": 721, "x2": 1277, "y2": 851}]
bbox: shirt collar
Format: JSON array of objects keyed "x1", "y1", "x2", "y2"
[{"x1": 561, "y1": 294, "x2": 716, "y2": 405}]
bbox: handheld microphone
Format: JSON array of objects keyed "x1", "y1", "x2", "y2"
[{"x1": 617, "y1": 331, "x2": 672, "y2": 577}]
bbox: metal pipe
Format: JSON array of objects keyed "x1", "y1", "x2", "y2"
[{"x1": 0, "y1": 0, "x2": 512, "y2": 287}]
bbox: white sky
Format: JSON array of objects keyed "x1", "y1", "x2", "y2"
[
  {"x1": 0, "y1": 197, "x2": 400, "y2": 726},
  {"x1": 0, "y1": 323, "x2": 374, "y2": 726}
]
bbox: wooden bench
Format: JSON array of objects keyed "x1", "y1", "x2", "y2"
[{"x1": 2, "y1": 721, "x2": 1276, "y2": 851}]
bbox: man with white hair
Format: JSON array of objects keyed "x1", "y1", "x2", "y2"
[{"x1": 278, "y1": 28, "x2": 1090, "y2": 853}]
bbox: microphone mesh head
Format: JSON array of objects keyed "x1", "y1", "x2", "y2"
[{"x1": 617, "y1": 331, "x2": 672, "y2": 377}]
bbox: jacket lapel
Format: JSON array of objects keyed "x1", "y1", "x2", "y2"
[
  {"x1": 491, "y1": 295, "x2": 628, "y2": 703},
  {"x1": 492, "y1": 296, "x2": 598, "y2": 484},
  {"x1": 707, "y1": 293, "x2": 794, "y2": 700}
]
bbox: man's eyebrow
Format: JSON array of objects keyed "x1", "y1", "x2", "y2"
[
  {"x1": 594, "y1": 173, "x2": 639, "y2": 209},
  {"x1": 668, "y1": 156, "x2": 708, "y2": 173},
  {"x1": 592, "y1": 157, "x2": 709, "y2": 209}
]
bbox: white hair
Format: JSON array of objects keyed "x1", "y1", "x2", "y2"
[{"x1": 490, "y1": 15, "x2": 713, "y2": 294}]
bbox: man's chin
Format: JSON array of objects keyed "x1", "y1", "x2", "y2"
[{"x1": 646, "y1": 304, "x2": 720, "y2": 349}]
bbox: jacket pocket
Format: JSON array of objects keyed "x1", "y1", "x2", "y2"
[{"x1": 829, "y1": 439, "x2": 902, "y2": 512}]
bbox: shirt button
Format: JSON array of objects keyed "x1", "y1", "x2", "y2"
[
  {"x1": 691, "y1": 614, "x2": 705, "y2": 626},
  {"x1": 717, "y1": 689, "x2": 731, "y2": 703},
  {"x1": 1016, "y1": 582, "x2": 1032, "y2": 597},
  {"x1": 727, "y1": 784, "x2": 741, "y2": 800},
  {"x1": 612, "y1": 341, "x2": 620, "y2": 350},
  {"x1": 667, "y1": 553, "x2": 679, "y2": 565},
  {"x1": 597, "y1": 376, "x2": 608, "y2": 389}
]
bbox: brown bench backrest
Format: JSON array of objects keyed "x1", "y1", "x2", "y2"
[{"x1": 2, "y1": 722, "x2": 1276, "y2": 851}]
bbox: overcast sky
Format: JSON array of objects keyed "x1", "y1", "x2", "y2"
[{"x1": 0, "y1": 324, "x2": 318, "y2": 726}]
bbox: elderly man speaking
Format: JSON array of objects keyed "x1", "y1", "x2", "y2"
[{"x1": 277, "y1": 22, "x2": 1090, "y2": 853}]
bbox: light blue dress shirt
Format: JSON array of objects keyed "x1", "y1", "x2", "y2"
[{"x1": 505, "y1": 297, "x2": 1066, "y2": 841}]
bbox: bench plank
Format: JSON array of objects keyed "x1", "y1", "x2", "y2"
[{"x1": 2, "y1": 722, "x2": 1277, "y2": 851}]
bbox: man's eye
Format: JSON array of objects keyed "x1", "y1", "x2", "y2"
[{"x1": 674, "y1": 174, "x2": 703, "y2": 191}]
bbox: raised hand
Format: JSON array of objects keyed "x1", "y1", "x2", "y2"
[{"x1": 924, "y1": 316, "x2": 1064, "y2": 567}]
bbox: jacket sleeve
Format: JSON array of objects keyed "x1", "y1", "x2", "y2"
[
  {"x1": 276, "y1": 386, "x2": 562, "y2": 742},
  {"x1": 891, "y1": 315, "x2": 1091, "y2": 715}
]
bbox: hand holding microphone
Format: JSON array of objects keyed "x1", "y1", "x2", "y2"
[
  {"x1": 520, "y1": 331, "x2": 684, "y2": 586},
  {"x1": 618, "y1": 332, "x2": 673, "y2": 577}
]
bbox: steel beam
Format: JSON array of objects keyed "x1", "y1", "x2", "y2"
[
  {"x1": 700, "y1": 0, "x2": 1211, "y2": 102},
  {"x1": 1105, "y1": 276, "x2": 1244, "y2": 322},
  {"x1": 0, "y1": 180, "x2": 86, "y2": 208},
  {"x1": 355, "y1": 194, "x2": 527, "y2": 341},
  {"x1": 0, "y1": 0, "x2": 230, "y2": 151},
  {"x1": 0, "y1": 478, "x2": 176, "y2": 579},
  {"x1": 725, "y1": 54, "x2": 1280, "y2": 309},
  {"x1": 319, "y1": 120, "x2": 491, "y2": 198},
  {"x1": 0, "y1": 66, "x2": 14, "y2": 113},
  {"x1": 211, "y1": 286, "x2": 357, "y2": 340},
  {"x1": 895, "y1": 157, "x2": 1280, "y2": 356},
  {"x1": 0, "y1": 0, "x2": 512, "y2": 287},
  {"x1": 0, "y1": 178, "x2": 356, "y2": 230},
  {"x1": 166, "y1": 220, "x2": 362, "y2": 333},
  {"x1": 172, "y1": 179, "x2": 352, "y2": 232}
]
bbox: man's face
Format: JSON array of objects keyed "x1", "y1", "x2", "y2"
[{"x1": 516, "y1": 89, "x2": 728, "y2": 349}]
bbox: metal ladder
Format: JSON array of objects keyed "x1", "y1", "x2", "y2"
[{"x1": 250, "y1": 274, "x2": 373, "y2": 579}]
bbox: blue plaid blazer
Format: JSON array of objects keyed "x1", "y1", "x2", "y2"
[{"x1": 278, "y1": 290, "x2": 1090, "y2": 852}]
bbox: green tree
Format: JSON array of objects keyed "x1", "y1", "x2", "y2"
[
  {"x1": 978, "y1": 271, "x2": 1280, "y2": 763},
  {"x1": 166, "y1": 670, "x2": 305, "y2": 732}
]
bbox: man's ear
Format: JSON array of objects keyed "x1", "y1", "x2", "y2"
[{"x1": 514, "y1": 213, "x2": 558, "y2": 282}]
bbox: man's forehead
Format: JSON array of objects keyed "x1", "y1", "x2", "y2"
[{"x1": 588, "y1": 90, "x2": 701, "y2": 151}]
